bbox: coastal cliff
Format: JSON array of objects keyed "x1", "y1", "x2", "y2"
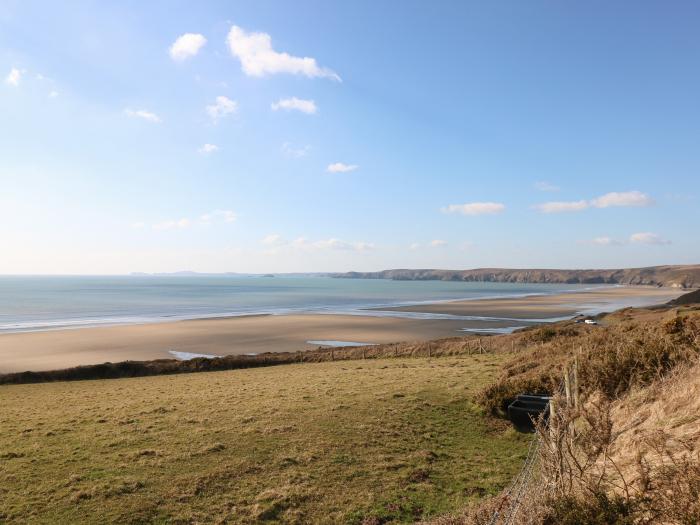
[{"x1": 332, "y1": 264, "x2": 700, "y2": 289}]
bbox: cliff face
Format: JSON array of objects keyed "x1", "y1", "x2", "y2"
[{"x1": 333, "y1": 265, "x2": 700, "y2": 289}]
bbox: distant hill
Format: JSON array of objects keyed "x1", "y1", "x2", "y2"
[
  {"x1": 668, "y1": 288, "x2": 700, "y2": 305},
  {"x1": 332, "y1": 265, "x2": 700, "y2": 289}
]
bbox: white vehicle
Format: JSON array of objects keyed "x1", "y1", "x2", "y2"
[{"x1": 584, "y1": 319, "x2": 598, "y2": 325}]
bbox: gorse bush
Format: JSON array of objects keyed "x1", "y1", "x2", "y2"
[{"x1": 479, "y1": 310, "x2": 700, "y2": 414}]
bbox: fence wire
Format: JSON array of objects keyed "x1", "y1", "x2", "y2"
[{"x1": 489, "y1": 383, "x2": 564, "y2": 525}]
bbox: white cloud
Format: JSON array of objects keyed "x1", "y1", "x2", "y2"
[
  {"x1": 534, "y1": 200, "x2": 589, "y2": 213},
  {"x1": 169, "y1": 33, "x2": 207, "y2": 61},
  {"x1": 441, "y1": 202, "x2": 505, "y2": 216},
  {"x1": 281, "y1": 142, "x2": 310, "y2": 158},
  {"x1": 271, "y1": 97, "x2": 317, "y2": 114},
  {"x1": 409, "y1": 243, "x2": 421, "y2": 250},
  {"x1": 153, "y1": 218, "x2": 190, "y2": 230},
  {"x1": 48, "y1": 90, "x2": 59, "y2": 98},
  {"x1": 535, "y1": 181, "x2": 560, "y2": 192},
  {"x1": 131, "y1": 222, "x2": 145, "y2": 229},
  {"x1": 535, "y1": 191, "x2": 653, "y2": 213},
  {"x1": 327, "y1": 162, "x2": 358, "y2": 173},
  {"x1": 5, "y1": 67, "x2": 21, "y2": 86},
  {"x1": 591, "y1": 191, "x2": 653, "y2": 208},
  {"x1": 226, "y1": 25, "x2": 340, "y2": 81},
  {"x1": 430, "y1": 239, "x2": 448, "y2": 247},
  {"x1": 629, "y1": 232, "x2": 670, "y2": 245},
  {"x1": 124, "y1": 108, "x2": 161, "y2": 123},
  {"x1": 200, "y1": 209, "x2": 236, "y2": 224},
  {"x1": 206, "y1": 96, "x2": 238, "y2": 122},
  {"x1": 198, "y1": 143, "x2": 219, "y2": 155}
]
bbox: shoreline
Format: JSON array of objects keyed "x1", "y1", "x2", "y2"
[
  {"x1": 0, "y1": 286, "x2": 685, "y2": 373},
  {"x1": 0, "y1": 283, "x2": 655, "y2": 335}
]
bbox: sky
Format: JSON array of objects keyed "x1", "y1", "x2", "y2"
[{"x1": 1, "y1": 0, "x2": 699, "y2": 274}]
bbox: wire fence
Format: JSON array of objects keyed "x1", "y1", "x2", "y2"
[
  {"x1": 487, "y1": 430, "x2": 541, "y2": 525},
  {"x1": 489, "y1": 381, "x2": 566, "y2": 525}
]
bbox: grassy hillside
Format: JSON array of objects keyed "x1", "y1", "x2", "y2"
[{"x1": 0, "y1": 356, "x2": 528, "y2": 524}]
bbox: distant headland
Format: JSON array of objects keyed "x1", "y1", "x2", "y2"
[{"x1": 332, "y1": 264, "x2": 700, "y2": 289}]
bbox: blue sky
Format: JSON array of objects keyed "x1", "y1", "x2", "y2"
[{"x1": 1, "y1": 1, "x2": 698, "y2": 274}]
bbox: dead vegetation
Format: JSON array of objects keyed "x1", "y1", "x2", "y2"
[{"x1": 425, "y1": 304, "x2": 700, "y2": 524}]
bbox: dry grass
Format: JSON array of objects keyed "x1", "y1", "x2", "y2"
[
  {"x1": 424, "y1": 305, "x2": 700, "y2": 525},
  {"x1": 0, "y1": 355, "x2": 528, "y2": 524},
  {"x1": 479, "y1": 308, "x2": 700, "y2": 416}
]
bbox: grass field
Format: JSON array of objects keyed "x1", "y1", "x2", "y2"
[{"x1": 0, "y1": 355, "x2": 528, "y2": 524}]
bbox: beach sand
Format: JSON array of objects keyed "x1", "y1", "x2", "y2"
[
  {"x1": 375, "y1": 286, "x2": 684, "y2": 318},
  {"x1": 0, "y1": 286, "x2": 685, "y2": 373}
]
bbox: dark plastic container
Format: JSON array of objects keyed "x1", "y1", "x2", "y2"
[{"x1": 508, "y1": 394, "x2": 551, "y2": 433}]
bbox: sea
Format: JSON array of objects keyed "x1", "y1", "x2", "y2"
[{"x1": 0, "y1": 275, "x2": 601, "y2": 334}]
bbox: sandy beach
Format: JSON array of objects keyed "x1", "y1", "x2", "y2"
[
  {"x1": 0, "y1": 286, "x2": 685, "y2": 373},
  {"x1": 375, "y1": 286, "x2": 685, "y2": 318}
]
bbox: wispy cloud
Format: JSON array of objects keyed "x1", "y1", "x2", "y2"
[
  {"x1": 124, "y1": 108, "x2": 161, "y2": 123},
  {"x1": 260, "y1": 235, "x2": 373, "y2": 252},
  {"x1": 534, "y1": 181, "x2": 560, "y2": 192},
  {"x1": 585, "y1": 236, "x2": 624, "y2": 246},
  {"x1": 327, "y1": 162, "x2": 358, "y2": 173},
  {"x1": 313, "y1": 238, "x2": 374, "y2": 251},
  {"x1": 261, "y1": 234, "x2": 285, "y2": 246},
  {"x1": 441, "y1": 202, "x2": 505, "y2": 216},
  {"x1": 535, "y1": 191, "x2": 653, "y2": 213},
  {"x1": 206, "y1": 96, "x2": 238, "y2": 122},
  {"x1": 227, "y1": 25, "x2": 340, "y2": 81},
  {"x1": 629, "y1": 232, "x2": 670, "y2": 245},
  {"x1": 580, "y1": 232, "x2": 670, "y2": 246},
  {"x1": 144, "y1": 210, "x2": 236, "y2": 231},
  {"x1": 5, "y1": 67, "x2": 22, "y2": 86},
  {"x1": 534, "y1": 200, "x2": 589, "y2": 213},
  {"x1": 169, "y1": 33, "x2": 207, "y2": 61},
  {"x1": 198, "y1": 143, "x2": 219, "y2": 155},
  {"x1": 430, "y1": 239, "x2": 448, "y2": 247},
  {"x1": 48, "y1": 90, "x2": 59, "y2": 98},
  {"x1": 200, "y1": 210, "x2": 237, "y2": 224},
  {"x1": 282, "y1": 142, "x2": 310, "y2": 158},
  {"x1": 153, "y1": 218, "x2": 190, "y2": 230},
  {"x1": 271, "y1": 97, "x2": 317, "y2": 114}
]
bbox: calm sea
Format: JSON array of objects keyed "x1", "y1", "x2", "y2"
[{"x1": 0, "y1": 276, "x2": 592, "y2": 333}]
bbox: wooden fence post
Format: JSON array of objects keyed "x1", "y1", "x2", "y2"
[
  {"x1": 564, "y1": 367, "x2": 572, "y2": 407},
  {"x1": 572, "y1": 357, "x2": 580, "y2": 408}
]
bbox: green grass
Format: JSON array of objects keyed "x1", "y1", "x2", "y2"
[{"x1": 0, "y1": 355, "x2": 528, "y2": 524}]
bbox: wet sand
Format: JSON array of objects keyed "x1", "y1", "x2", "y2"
[
  {"x1": 375, "y1": 286, "x2": 685, "y2": 319},
  {"x1": 0, "y1": 286, "x2": 685, "y2": 373}
]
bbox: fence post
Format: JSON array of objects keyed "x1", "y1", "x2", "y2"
[
  {"x1": 331, "y1": 348, "x2": 334, "y2": 361},
  {"x1": 549, "y1": 397, "x2": 557, "y2": 439},
  {"x1": 564, "y1": 367, "x2": 572, "y2": 407},
  {"x1": 572, "y1": 357, "x2": 580, "y2": 408}
]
